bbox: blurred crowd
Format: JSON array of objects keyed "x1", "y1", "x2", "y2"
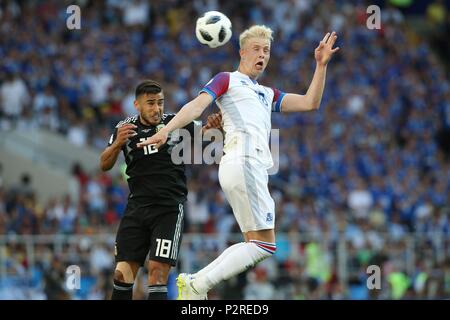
[{"x1": 0, "y1": 0, "x2": 449, "y2": 299}]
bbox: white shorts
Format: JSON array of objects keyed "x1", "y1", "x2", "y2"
[{"x1": 218, "y1": 155, "x2": 275, "y2": 233}]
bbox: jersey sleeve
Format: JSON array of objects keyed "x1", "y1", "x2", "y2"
[
  {"x1": 199, "y1": 72, "x2": 230, "y2": 102},
  {"x1": 271, "y1": 87, "x2": 286, "y2": 112},
  {"x1": 108, "y1": 128, "x2": 118, "y2": 146},
  {"x1": 163, "y1": 113, "x2": 176, "y2": 122}
]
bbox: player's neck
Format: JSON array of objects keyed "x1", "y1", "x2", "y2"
[{"x1": 237, "y1": 65, "x2": 258, "y2": 81}]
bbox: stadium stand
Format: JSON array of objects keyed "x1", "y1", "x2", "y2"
[{"x1": 0, "y1": 0, "x2": 448, "y2": 299}]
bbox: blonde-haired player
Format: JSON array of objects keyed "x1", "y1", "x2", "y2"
[{"x1": 138, "y1": 25, "x2": 339, "y2": 299}]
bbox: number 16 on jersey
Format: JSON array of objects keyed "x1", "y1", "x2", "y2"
[{"x1": 139, "y1": 138, "x2": 158, "y2": 155}]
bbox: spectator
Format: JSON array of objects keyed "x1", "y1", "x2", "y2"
[{"x1": 0, "y1": 73, "x2": 29, "y2": 123}]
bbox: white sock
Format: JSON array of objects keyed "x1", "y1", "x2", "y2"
[
  {"x1": 192, "y1": 240, "x2": 276, "y2": 293},
  {"x1": 192, "y1": 242, "x2": 246, "y2": 279}
]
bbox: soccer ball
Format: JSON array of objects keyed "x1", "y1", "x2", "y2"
[{"x1": 195, "y1": 11, "x2": 232, "y2": 48}]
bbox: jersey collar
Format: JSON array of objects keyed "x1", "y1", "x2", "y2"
[
  {"x1": 138, "y1": 115, "x2": 157, "y2": 128},
  {"x1": 235, "y1": 70, "x2": 258, "y2": 84}
]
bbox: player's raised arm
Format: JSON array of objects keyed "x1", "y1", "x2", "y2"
[
  {"x1": 281, "y1": 32, "x2": 339, "y2": 113},
  {"x1": 137, "y1": 92, "x2": 213, "y2": 149}
]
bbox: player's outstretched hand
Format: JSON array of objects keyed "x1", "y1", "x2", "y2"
[
  {"x1": 114, "y1": 124, "x2": 137, "y2": 147},
  {"x1": 137, "y1": 128, "x2": 168, "y2": 150},
  {"x1": 203, "y1": 112, "x2": 222, "y2": 132},
  {"x1": 315, "y1": 31, "x2": 340, "y2": 66}
]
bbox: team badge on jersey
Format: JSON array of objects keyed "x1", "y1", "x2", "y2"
[{"x1": 156, "y1": 124, "x2": 165, "y2": 132}]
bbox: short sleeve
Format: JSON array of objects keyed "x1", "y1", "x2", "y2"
[
  {"x1": 199, "y1": 72, "x2": 230, "y2": 102},
  {"x1": 108, "y1": 128, "x2": 118, "y2": 146},
  {"x1": 271, "y1": 87, "x2": 286, "y2": 112}
]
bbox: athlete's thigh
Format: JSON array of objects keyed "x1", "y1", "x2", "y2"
[
  {"x1": 146, "y1": 203, "x2": 185, "y2": 267},
  {"x1": 115, "y1": 204, "x2": 151, "y2": 266},
  {"x1": 219, "y1": 157, "x2": 275, "y2": 232}
]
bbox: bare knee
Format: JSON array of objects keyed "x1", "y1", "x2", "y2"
[
  {"x1": 114, "y1": 261, "x2": 140, "y2": 284},
  {"x1": 148, "y1": 260, "x2": 171, "y2": 285},
  {"x1": 114, "y1": 269, "x2": 125, "y2": 282}
]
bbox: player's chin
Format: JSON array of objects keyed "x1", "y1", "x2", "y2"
[
  {"x1": 253, "y1": 68, "x2": 265, "y2": 78},
  {"x1": 146, "y1": 115, "x2": 161, "y2": 126}
]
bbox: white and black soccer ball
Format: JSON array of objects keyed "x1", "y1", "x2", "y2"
[{"x1": 195, "y1": 11, "x2": 232, "y2": 48}]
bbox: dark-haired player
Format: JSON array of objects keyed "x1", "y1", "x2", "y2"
[{"x1": 100, "y1": 80, "x2": 221, "y2": 300}]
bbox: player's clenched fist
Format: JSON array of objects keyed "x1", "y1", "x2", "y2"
[
  {"x1": 202, "y1": 112, "x2": 223, "y2": 133},
  {"x1": 114, "y1": 124, "x2": 137, "y2": 147}
]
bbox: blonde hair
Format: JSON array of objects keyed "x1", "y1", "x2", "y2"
[{"x1": 239, "y1": 25, "x2": 274, "y2": 49}]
